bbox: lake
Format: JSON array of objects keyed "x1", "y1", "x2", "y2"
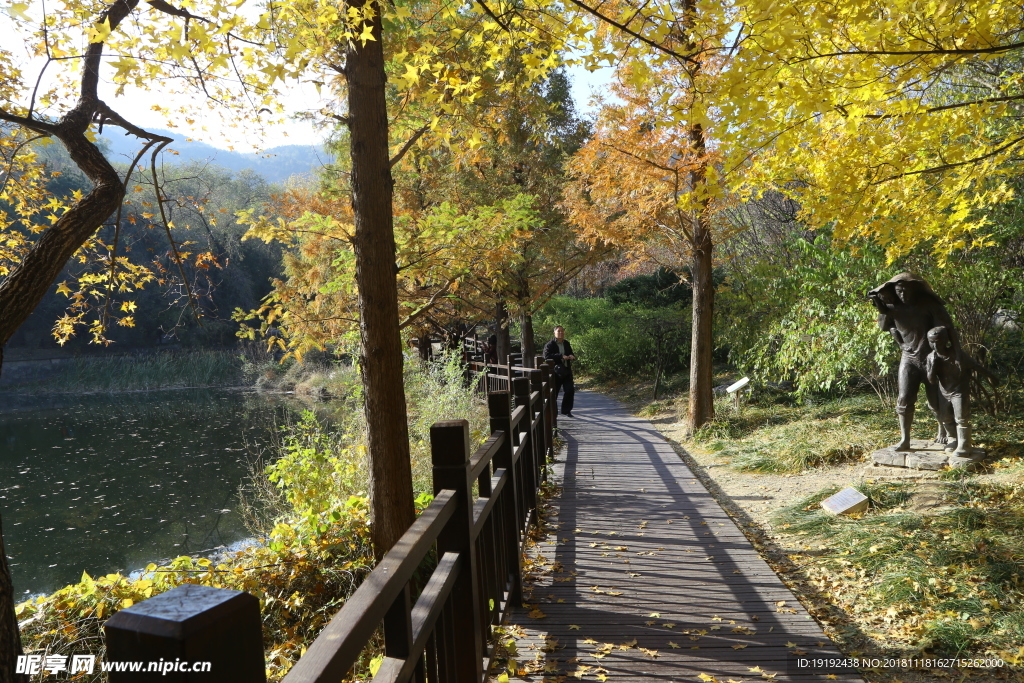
[{"x1": 0, "y1": 389, "x2": 290, "y2": 597}]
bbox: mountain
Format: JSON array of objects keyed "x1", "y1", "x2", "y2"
[{"x1": 98, "y1": 128, "x2": 334, "y2": 184}]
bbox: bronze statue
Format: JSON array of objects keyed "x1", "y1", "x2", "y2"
[
  {"x1": 867, "y1": 273, "x2": 959, "y2": 451},
  {"x1": 926, "y1": 326, "x2": 999, "y2": 456}
]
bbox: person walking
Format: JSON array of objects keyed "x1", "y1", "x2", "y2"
[{"x1": 543, "y1": 325, "x2": 577, "y2": 417}]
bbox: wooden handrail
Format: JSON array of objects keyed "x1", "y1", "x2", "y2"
[{"x1": 281, "y1": 491, "x2": 458, "y2": 683}]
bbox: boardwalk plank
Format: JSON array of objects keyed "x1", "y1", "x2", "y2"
[{"x1": 503, "y1": 391, "x2": 861, "y2": 683}]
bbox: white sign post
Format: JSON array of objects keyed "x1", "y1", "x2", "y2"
[{"x1": 726, "y1": 377, "x2": 750, "y2": 411}]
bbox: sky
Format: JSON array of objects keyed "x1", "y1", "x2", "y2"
[
  {"x1": 101, "y1": 64, "x2": 613, "y2": 151},
  {"x1": 3, "y1": 8, "x2": 614, "y2": 152}
]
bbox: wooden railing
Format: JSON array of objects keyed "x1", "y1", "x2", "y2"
[{"x1": 103, "y1": 361, "x2": 558, "y2": 683}]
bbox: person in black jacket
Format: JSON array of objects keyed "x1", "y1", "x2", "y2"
[{"x1": 543, "y1": 325, "x2": 577, "y2": 417}]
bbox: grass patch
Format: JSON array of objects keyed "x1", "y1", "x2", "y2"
[
  {"x1": 692, "y1": 393, "x2": 891, "y2": 472},
  {"x1": 773, "y1": 480, "x2": 1024, "y2": 661},
  {"x1": 12, "y1": 349, "x2": 243, "y2": 393}
]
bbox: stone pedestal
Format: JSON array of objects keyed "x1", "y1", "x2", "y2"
[{"x1": 870, "y1": 440, "x2": 986, "y2": 471}]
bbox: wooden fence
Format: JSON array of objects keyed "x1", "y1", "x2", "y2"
[{"x1": 103, "y1": 360, "x2": 558, "y2": 683}]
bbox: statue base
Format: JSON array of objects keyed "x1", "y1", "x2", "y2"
[{"x1": 870, "y1": 440, "x2": 987, "y2": 471}]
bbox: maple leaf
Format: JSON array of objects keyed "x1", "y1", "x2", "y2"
[
  {"x1": 582, "y1": 638, "x2": 598, "y2": 645},
  {"x1": 569, "y1": 624, "x2": 581, "y2": 630},
  {"x1": 668, "y1": 641, "x2": 680, "y2": 648},
  {"x1": 748, "y1": 666, "x2": 763, "y2": 673},
  {"x1": 732, "y1": 643, "x2": 747, "y2": 649}
]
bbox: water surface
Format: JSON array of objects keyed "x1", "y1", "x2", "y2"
[{"x1": 0, "y1": 389, "x2": 287, "y2": 597}]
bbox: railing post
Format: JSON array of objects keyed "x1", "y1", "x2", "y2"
[
  {"x1": 383, "y1": 584, "x2": 418, "y2": 680},
  {"x1": 103, "y1": 584, "x2": 265, "y2": 682},
  {"x1": 512, "y1": 377, "x2": 537, "y2": 516},
  {"x1": 488, "y1": 391, "x2": 523, "y2": 606},
  {"x1": 539, "y1": 361, "x2": 555, "y2": 458},
  {"x1": 529, "y1": 369, "x2": 548, "y2": 479},
  {"x1": 431, "y1": 420, "x2": 484, "y2": 682}
]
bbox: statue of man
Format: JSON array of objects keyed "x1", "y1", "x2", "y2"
[{"x1": 867, "y1": 273, "x2": 959, "y2": 451}]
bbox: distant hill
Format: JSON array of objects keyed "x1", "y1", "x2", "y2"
[{"x1": 99, "y1": 128, "x2": 334, "y2": 184}]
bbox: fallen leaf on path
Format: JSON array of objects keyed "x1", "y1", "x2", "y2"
[
  {"x1": 568, "y1": 624, "x2": 580, "y2": 630},
  {"x1": 668, "y1": 641, "x2": 680, "y2": 648},
  {"x1": 732, "y1": 644, "x2": 747, "y2": 650}
]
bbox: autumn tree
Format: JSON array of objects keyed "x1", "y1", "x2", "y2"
[
  {"x1": 718, "y1": 0, "x2": 1024, "y2": 258},
  {"x1": 400, "y1": 68, "x2": 598, "y2": 365},
  {"x1": 564, "y1": 54, "x2": 733, "y2": 432}
]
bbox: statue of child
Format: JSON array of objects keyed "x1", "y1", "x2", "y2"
[{"x1": 925, "y1": 326, "x2": 999, "y2": 456}]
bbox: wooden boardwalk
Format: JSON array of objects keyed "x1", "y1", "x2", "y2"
[{"x1": 505, "y1": 391, "x2": 862, "y2": 683}]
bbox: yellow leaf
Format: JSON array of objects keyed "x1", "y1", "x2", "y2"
[
  {"x1": 88, "y1": 17, "x2": 112, "y2": 43},
  {"x1": 7, "y1": 2, "x2": 32, "y2": 20},
  {"x1": 358, "y1": 22, "x2": 376, "y2": 45},
  {"x1": 56, "y1": 281, "x2": 72, "y2": 296},
  {"x1": 569, "y1": 624, "x2": 581, "y2": 630}
]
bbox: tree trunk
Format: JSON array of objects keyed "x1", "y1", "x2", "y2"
[
  {"x1": 687, "y1": 212, "x2": 715, "y2": 434},
  {"x1": 0, "y1": 514, "x2": 26, "y2": 683},
  {"x1": 686, "y1": 116, "x2": 714, "y2": 434},
  {"x1": 495, "y1": 300, "x2": 511, "y2": 366},
  {"x1": 345, "y1": 3, "x2": 415, "y2": 557},
  {"x1": 417, "y1": 331, "x2": 431, "y2": 361},
  {"x1": 520, "y1": 311, "x2": 535, "y2": 368}
]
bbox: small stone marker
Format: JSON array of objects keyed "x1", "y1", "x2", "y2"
[{"x1": 820, "y1": 486, "x2": 869, "y2": 515}]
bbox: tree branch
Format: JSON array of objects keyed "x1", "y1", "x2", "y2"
[
  {"x1": 861, "y1": 92, "x2": 1024, "y2": 119},
  {"x1": 791, "y1": 39, "x2": 1024, "y2": 63},
  {"x1": 398, "y1": 272, "x2": 464, "y2": 330},
  {"x1": 564, "y1": 0, "x2": 698, "y2": 65},
  {"x1": 0, "y1": 109, "x2": 58, "y2": 136},
  {"x1": 389, "y1": 122, "x2": 431, "y2": 167},
  {"x1": 871, "y1": 134, "x2": 1024, "y2": 184}
]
